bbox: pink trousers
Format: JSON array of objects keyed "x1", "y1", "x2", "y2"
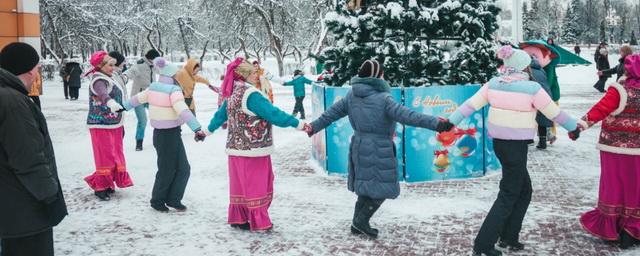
[
  {"x1": 84, "y1": 127, "x2": 133, "y2": 191},
  {"x1": 227, "y1": 155, "x2": 274, "y2": 231}
]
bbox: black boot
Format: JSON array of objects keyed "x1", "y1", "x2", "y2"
[
  {"x1": 351, "y1": 198, "x2": 382, "y2": 238},
  {"x1": 94, "y1": 190, "x2": 111, "y2": 201},
  {"x1": 106, "y1": 188, "x2": 115, "y2": 194},
  {"x1": 536, "y1": 136, "x2": 547, "y2": 149},
  {"x1": 231, "y1": 223, "x2": 250, "y2": 230},
  {"x1": 498, "y1": 240, "x2": 525, "y2": 251},
  {"x1": 151, "y1": 203, "x2": 170, "y2": 212},
  {"x1": 136, "y1": 140, "x2": 143, "y2": 151},
  {"x1": 350, "y1": 200, "x2": 379, "y2": 235},
  {"x1": 472, "y1": 247, "x2": 503, "y2": 256},
  {"x1": 620, "y1": 230, "x2": 639, "y2": 249},
  {"x1": 300, "y1": 112, "x2": 306, "y2": 120},
  {"x1": 166, "y1": 202, "x2": 187, "y2": 211}
]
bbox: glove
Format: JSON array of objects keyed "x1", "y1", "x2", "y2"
[
  {"x1": 304, "y1": 123, "x2": 313, "y2": 137},
  {"x1": 435, "y1": 120, "x2": 454, "y2": 132},
  {"x1": 568, "y1": 128, "x2": 581, "y2": 141},
  {"x1": 194, "y1": 130, "x2": 206, "y2": 142},
  {"x1": 107, "y1": 99, "x2": 124, "y2": 113}
]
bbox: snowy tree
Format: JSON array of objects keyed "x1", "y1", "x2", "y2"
[
  {"x1": 561, "y1": 1, "x2": 581, "y2": 44},
  {"x1": 319, "y1": 0, "x2": 500, "y2": 87},
  {"x1": 522, "y1": 2, "x2": 536, "y2": 40}
]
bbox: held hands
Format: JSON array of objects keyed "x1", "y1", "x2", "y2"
[
  {"x1": 435, "y1": 119, "x2": 455, "y2": 133},
  {"x1": 597, "y1": 71, "x2": 603, "y2": 77},
  {"x1": 194, "y1": 130, "x2": 207, "y2": 142},
  {"x1": 303, "y1": 123, "x2": 313, "y2": 137},
  {"x1": 107, "y1": 99, "x2": 124, "y2": 113},
  {"x1": 568, "y1": 122, "x2": 587, "y2": 141}
]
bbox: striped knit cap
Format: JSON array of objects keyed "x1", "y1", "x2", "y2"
[{"x1": 358, "y1": 59, "x2": 384, "y2": 78}]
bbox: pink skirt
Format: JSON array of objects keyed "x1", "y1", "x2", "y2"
[
  {"x1": 227, "y1": 155, "x2": 274, "y2": 231},
  {"x1": 84, "y1": 127, "x2": 133, "y2": 191},
  {"x1": 580, "y1": 151, "x2": 640, "y2": 240}
]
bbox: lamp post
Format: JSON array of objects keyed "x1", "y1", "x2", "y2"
[{"x1": 512, "y1": 0, "x2": 523, "y2": 42}]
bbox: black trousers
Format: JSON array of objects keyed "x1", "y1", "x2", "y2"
[
  {"x1": 29, "y1": 96, "x2": 41, "y2": 109},
  {"x1": 593, "y1": 76, "x2": 608, "y2": 91},
  {"x1": 292, "y1": 96, "x2": 305, "y2": 117},
  {"x1": 69, "y1": 87, "x2": 80, "y2": 100},
  {"x1": 63, "y1": 82, "x2": 69, "y2": 99},
  {"x1": 357, "y1": 196, "x2": 385, "y2": 207},
  {"x1": 537, "y1": 126, "x2": 547, "y2": 137},
  {"x1": 151, "y1": 127, "x2": 191, "y2": 206},
  {"x1": 474, "y1": 139, "x2": 532, "y2": 251},
  {"x1": 1, "y1": 228, "x2": 53, "y2": 256}
]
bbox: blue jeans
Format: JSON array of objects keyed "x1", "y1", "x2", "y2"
[{"x1": 134, "y1": 104, "x2": 148, "y2": 141}]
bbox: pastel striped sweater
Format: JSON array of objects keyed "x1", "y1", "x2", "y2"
[
  {"x1": 449, "y1": 73, "x2": 580, "y2": 140},
  {"x1": 124, "y1": 80, "x2": 201, "y2": 132}
]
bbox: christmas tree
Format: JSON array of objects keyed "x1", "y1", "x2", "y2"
[{"x1": 319, "y1": 0, "x2": 501, "y2": 87}]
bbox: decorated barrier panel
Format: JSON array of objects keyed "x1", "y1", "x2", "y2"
[{"x1": 311, "y1": 83, "x2": 501, "y2": 182}]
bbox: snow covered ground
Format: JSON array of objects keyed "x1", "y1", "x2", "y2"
[{"x1": 37, "y1": 49, "x2": 640, "y2": 255}]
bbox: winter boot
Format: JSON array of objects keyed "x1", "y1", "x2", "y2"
[
  {"x1": 166, "y1": 202, "x2": 188, "y2": 211},
  {"x1": 106, "y1": 188, "x2": 115, "y2": 195},
  {"x1": 94, "y1": 190, "x2": 111, "y2": 201},
  {"x1": 620, "y1": 231, "x2": 639, "y2": 249},
  {"x1": 498, "y1": 240, "x2": 525, "y2": 251},
  {"x1": 151, "y1": 203, "x2": 170, "y2": 213},
  {"x1": 231, "y1": 223, "x2": 250, "y2": 230},
  {"x1": 350, "y1": 200, "x2": 379, "y2": 236},
  {"x1": 351, "y1": 199, "x2": 382, "y2": 238},
  {"x1": 300, "y1": 111, "x2": 306, "y2": 120},
  {"x1": 536, "y1": 136, "x2": 547, "y2": 149},
  {"x1": 472, "y1": 248, "x2": 503, "y2": 256},
  {"x1": 136, "y1": 140, "x2": 143, "y2": 151}
]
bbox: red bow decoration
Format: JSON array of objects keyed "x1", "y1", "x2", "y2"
[
  {"x1": 434, "y1": 150, "x2": 449, "y2": 156},
  {"x1": 455, "y1": 127, "x2": 477, "y2": 136}
]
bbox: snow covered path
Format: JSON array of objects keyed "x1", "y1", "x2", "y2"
[{"x1": 41, "y1": 61, "x2": 640, "y2": 255}]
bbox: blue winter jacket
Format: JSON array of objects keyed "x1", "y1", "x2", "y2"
[
  {"x1": 283, "y1": 75, "x2": 313, "y2": 97},
  {"x1": 310, "y1": 76, "x2": 440, "y2": 199}
]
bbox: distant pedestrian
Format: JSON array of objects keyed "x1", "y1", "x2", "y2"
[{"x1": 574, "y1": 45, "x2": 581, "y2": 56}]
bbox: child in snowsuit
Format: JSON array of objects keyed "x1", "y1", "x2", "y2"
[{"x1": 283, "y1": 70, "x2": 313, "y2": 119}]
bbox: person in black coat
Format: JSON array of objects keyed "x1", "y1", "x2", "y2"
[
  {"x1": 0, "y1": 43, "x2": 68, "y2": 256},
  {"x1": 529, "y1": 58, "x2": 554, "y2": 149},
  {"x1": 599, "y1": 45, "x2": 633, "y2": 82},
  {"x1": 59, "y1": 60, "x2": 69, "y2": 99},
  {"x1": 65, "y1": 61, "x2": 83, "y2": 100},
  {"x1": 593, "y1": 45, "x2": 611, "y2": 93},
  {"x1": 574, "y1": 45, "x2": 581, "y2": 56}
]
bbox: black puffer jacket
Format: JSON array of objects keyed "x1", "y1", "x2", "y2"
[{"x1": 0, "y1": 68, "x2": 67, "y2": 238}]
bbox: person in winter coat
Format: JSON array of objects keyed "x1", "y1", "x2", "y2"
[
  {"x1": 283, "y1": 69, "x2": 313, "y2": 119},
  {"x1": 204, "y1": 57, "x2": 308, "y2": 231},
  {"x1": 579, "y1": 54, "x2": 640, "y2": 249},
  {"x1": 599, "y1": 45, "x2": 633, "y2": 82},
  {"x1": 175, "y1": 58, "x2": 216, "y2": 115},
  {"x1": 83, "y1": 51, "x2": 133, "y2": 201},
  {"x1": 306, "y1": 59, "x2": 455, "y2": 239},
  {"x1": 575, "y1": 45, "x2": 582, "y2": 56},
  {"x1": 60, "y1": 60, "x2": 69, "y2": 99},
  {"x1": 109, "y1": 51, "x2": 128, "y2": 97},
  {"x1": 123, "y1": 49, "x2": 160, "y2": 151},
  {"x1": 28, "y1": 67, "x2": 42, "y2": 109},
  {"x1": 594, "y1": 45, "x2": 612, "y2": 93},
  {"x1": 448, "y1": 46, "x2": 585, "y2": 256},
  {"x1": 528, "y1": 58, "x2": 554, "y2": 149},
  {"x1": 0, "y1": 42, "x2": 67, "y2": 256},
  {"x1": 66, "y1": 61, "x2": 83, "y2": 101},
  {"x1": 124, "y1": 57, "x2": 206, "y2": 212},
  {"x1": 252, "y1": 60, "x2": 274, "y2": 102}
]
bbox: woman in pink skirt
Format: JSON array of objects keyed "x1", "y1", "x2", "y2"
[
  {"x1": 84, "y1": 51, "x2": 133, "y2": 201},
  {"x1": 580, "y1": 54, "x2": 640, "y2": 249},
  {"x1": 204, "y1": 57, "x2": 308, "y2": 231}
]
